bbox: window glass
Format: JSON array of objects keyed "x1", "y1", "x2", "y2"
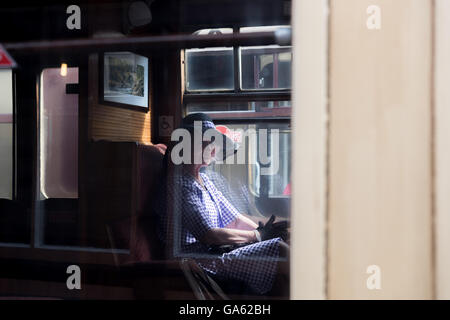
[
  {"x1": 0, "y1": 69, "x2": 28, "y2": 244},
  {"x1": 0, "y1": 69, "x2": 13, "y2": 200},
  {"x1": 38, "y1": 67, "x2": 79, "y2": 247},
  {"x1": 267, "y1": 123, "x2": 291, "y2": 198},
  {"x1": 185, "y1": 28, "x2": 234, "y2": 92},
  {"x1": 204, "y1": 121, "x2": 291, "y2": 217},
  {"x1": 184, "y1": 26, "x2": 292, "y2": 217},
  {"x1": 239, "y1": 25, "x2": 290, "y2": 34},
  {"x1": 185, "y1": 48, "x2": 234, "y2": 91},
  {"x1": 257, "y1": 100, "x2": 291, "y2": 108},
  {"x1": 184, "y1": 26, "x2": 292, "y2": 92},
  {"x1": 186, "y1": 100, "x2": 291, "y2": 115},
  {"x1": 40, "y1": 68, "x2": 78, "y2": 199},
  {"x1": 187, "y1": 101, "x2": 254, "y2": 114},
  {"x1": 240, "y1": 26, "x2": 292, "y2": 90},
  {"x1": 240, "y1": 46, "x2": 292, "y2": 90}
]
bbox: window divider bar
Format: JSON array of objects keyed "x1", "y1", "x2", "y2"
[
  {"x1": 233, "y1": 45, "x2": 240, "y2": 93},
  {"x1": 183, "y1": 91, "x2": 291, "y2": 104}
]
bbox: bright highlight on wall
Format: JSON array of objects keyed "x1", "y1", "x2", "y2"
[{"x1": 60, "y1": 63, "x2": 68, "y2": 77}]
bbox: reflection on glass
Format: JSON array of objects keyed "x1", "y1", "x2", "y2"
[
  {"x1": 0, "y1": 69, "x2": 13, "y2": 200},
  {"x1": 187, "y1": 101, "x2": 253, "y2": 114},
  {"x1": 186, "y1": 101, "x2": 291, "y2": 115},
  {"x1": 240, "y1": 46, "x2": 292, "y2": 90},
  {"x1": 240, "y1": 25, "x2": 292, "y2": 91},
  {"x1": 185, "y1": 48, "x2": 234, "y2": 91},
  {"x1": 268, "y1": 127, "x2": 291, "y2": 198},
  {"x1": 40, "y1": 68, "x2": 79, "y2": 199},
  {"x1": 39, "y1": 68, "x2": 79, "y2": 247},
  {"x1": 204, "y1": 122, "x2": 291, "y2": 218}
]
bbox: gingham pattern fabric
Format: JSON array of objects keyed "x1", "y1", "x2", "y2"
[
  {"x1": 204, "y1": 169, "x2": 256, "y2": 216},
  {"x1": 202, "y1": 121, "x2": 216, "y2": 130},
  {"x1": 157, "y1": 169, "x2": 281, "y2": 294}
]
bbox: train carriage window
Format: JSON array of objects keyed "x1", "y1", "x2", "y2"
[
  {"x1": 240, "y1": 46, "x2": 292, "y2": 90},
  {"x1": 40, "y1": 68, "x2": 78, "y2": 199},
  {"x1": 203, "y1": 122, "x2": 291, "y2": 217},
  {"x1": 0, "y1": 69, "x2": 13, "y2": 201},
  {"x1": 185, "y1": 28, "x2": 234, "y2": 91},
  {"x1": 264, "y1": 122, "x2": 291, "y2": 199},
  {"x1": 186, "y1": 48, "x2": 234, "y2": 91},
  {"x1": 183, "y1": 26, "x2": 292, "y2": 218},
  {"x1": 0, "y1": 69, "x2": 25, "y2": 244},
  {"x1": 240, "y1": 26, "x2": 292, "y2": 90},
  {"x1": 37, "y1": 67, "x2": 79, "y2": 246}
]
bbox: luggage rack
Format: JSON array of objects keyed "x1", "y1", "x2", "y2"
[{"x1": 3, "y1": 30, "x2": 290, "y2": 56}]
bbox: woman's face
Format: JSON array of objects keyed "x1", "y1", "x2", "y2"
[
  {"x1": 201, "y1": 142, "x2": 216, "y2": 166},
  {"x1": 187, "y1": 129, "x2": 217, "y2": 167}
]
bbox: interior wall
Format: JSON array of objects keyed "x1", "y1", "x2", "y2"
[
  {"x1": 328, "y1": 0, "x2": 433, "y2": 299},
  {"x1": 87, "y1": 54, "x2": 151, "y2": 144}
]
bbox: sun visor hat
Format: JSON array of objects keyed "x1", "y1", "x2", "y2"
[{"x1": 179, "y1": 113, "x2": 239, "y2": 161}]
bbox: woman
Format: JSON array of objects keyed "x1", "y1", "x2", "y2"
[{"x1": 157, "y1": 113, "x2": 289, "y2": 296}]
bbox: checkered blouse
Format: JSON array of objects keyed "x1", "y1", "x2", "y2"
[{"x1": 157, "y1": 168, "x2": 282, "y2": 294}]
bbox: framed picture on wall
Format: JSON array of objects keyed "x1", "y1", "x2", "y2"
[{"x1": 99, "y1": 51, "x2": 149, "y2": 112}]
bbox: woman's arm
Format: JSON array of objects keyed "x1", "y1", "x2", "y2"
[
  {"x1": 226, "y1": 214, "x2": 258, "y2": 231},
  {"x1": 202, "y1": 227, "x2": 258, "y2": 245}
]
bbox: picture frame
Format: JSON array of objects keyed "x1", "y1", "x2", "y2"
[{"x1": 99, "y1": 51, "x2": 149, "y2": 112}]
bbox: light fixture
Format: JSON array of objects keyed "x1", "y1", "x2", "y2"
[
  {"x1": 127, "y1": 1, "x2": 153, "y2": 28},
  {"x1": 60, "y1": 63, "x2": 68, "y2": 77}
]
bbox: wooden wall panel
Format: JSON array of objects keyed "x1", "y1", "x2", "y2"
[
  {"x1": 88, "y1": 54, "x2": 151, "y2": 143},
  {"x1": 290, "y1": 0, "x2": 328, "y2": 300},
  {"x1": 328, "y1": 0, "x2": 433, "y2": 299},
  {"x1": 434, "y1": 0, "x2": 450, "y2": 300}
]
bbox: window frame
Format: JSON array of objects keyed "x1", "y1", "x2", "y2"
[
  {"x1": 182, "y1": 26, "x2": 292, "y2": 120},
  {"x1": 0, "y1": 25, "x2": 293, "y2": 266},
  {"x1": 0, "y1": 62, "x2": 129, "y2": 265},
  {"x1": 182, "y1": 27, "x2": 292, "y2": 217},
  {"x1": 202, "y1": 118, "x2": 291, "y2": 218}
]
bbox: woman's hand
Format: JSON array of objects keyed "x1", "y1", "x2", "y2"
[{"x1": 256, "y1": 215, "x2": 289, "y2": 241}]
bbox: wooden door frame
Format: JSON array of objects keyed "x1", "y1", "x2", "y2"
[{"x1": 290, "y1": 0, "x2": 329, "y2": 299}]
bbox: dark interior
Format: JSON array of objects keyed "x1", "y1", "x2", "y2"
[{"x1": 0, "y1": 0, "x2": 291, "y2": 299}]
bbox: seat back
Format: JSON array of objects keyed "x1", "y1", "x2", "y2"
[
  {"x1": 83, "y1": 141, "x2": 136, "y2": 248},
  {"x1": 131, "y1": 144, "x2": 165, "y2": 262},
  {"x1": 103, "y1": 143, "x2": 166, "y2": 264}
]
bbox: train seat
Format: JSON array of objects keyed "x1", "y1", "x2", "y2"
[
  {"x1": 106, "y1": 142, "x2": 283, "y2": 299},
  {"x1": 106, "y1": 143, "x2": 166, "y2": 264}
]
